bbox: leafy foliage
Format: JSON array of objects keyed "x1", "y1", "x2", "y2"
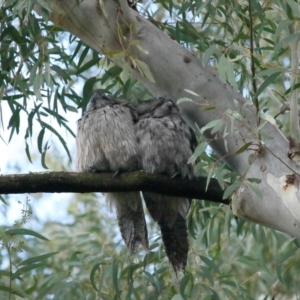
[
  {"x1": 0, "y1": 0, "x2": 300, "y2": 299},
  {"x1": 1, "y1": 196, "x2": 300, "y2": 299}
]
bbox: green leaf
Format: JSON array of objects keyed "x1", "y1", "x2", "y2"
[
  {"x1": 180, "y1": 272, "x2": 191, "y2": 299},
  {"x1": 294, "y1": 237, "x2": 300, "y2": 248},
  {"x1": 82, "y1": 76, "x2": 99, "y2": 110},
  {"x1": 177, "y1": 97, "x2": 195, "y2": 105},
  {"x1": 14, "y1": 263, "x2": 46, "y2": 278},
  {"x1": 101, "y1": 65, "x2": 123, "y2": 84},
  {"x1": 24, "y1": 276, "x2": 38, "y2": 295},
  {"x1": 40, "y1": 121, "x2": 71, "y2": 161},
  {"x1": 276, "y1": 260, "x2": 284, "y2": 283},
  {"x1": 201, "y1": 265, "x2": 214, "y2": 287},
  {"x1": 0, "y1": 285, "x2": 26, "y2": 298},
  {"x1": 248, "y1": 182, "x2": 263, "y2": 201},
  {"x1": 51, "y1": 65, "x2": 70, "y2": 81},
  {"x1": 90, "y1": 262, "x2": 101, "y2": 292},
  {"x1": 8, "y1": 25, "x2": 23, "y2": 45},
  {"x1": 285, "y1": 0, "x2": 300, "y2": 16},
  {"x1": 236, "y1": 219, "x2": 246, "y2": 236},
  {"x1": 36, "y1": 284, "x2": 56, "y2": 300},
  {"x1": 112, "y1": 259, "x2": 119, "y2": 293},
  {"x1": 202, "y1": 46, "x2": 221, "y2": 65},
  {"x1": 143, "y1": 251, "x2": 157, "y2": 268},
  {"x1": 184, "y1": 89, "x2": 200, "y2": 97},
  {"x1": 71, "y1": 40, "x2": 83, "y2": 61},
  {"x1": 20, "y1": 252, "x2": 59, "y2": 266},
  {"x1": 256, "y1": 68, "x2": 283, "y2": 77},
  {"x1": 37, "y1": 128, "x2": 45, "y2": 154},
  {"x1": 200, "y1": 255, "x2": 220, "y2": 274},
  {"x1": 234, "y1": 142, "x2": 253, "y2": 155},
  {"x1": 274, "y1": 33, "x2": 300, "y2": 53},
  {"x1": 205, "y1": 166, "x2": 215, "y2": 192},
  {"x1": 77, "y1": 45, "x2": 90, "y2": 69},
  {"x1": 259, "y1": 131, "x2": 274, "y2": 140},
  {"x1": 202, "y1": 105, "x2": 216, "y2": 112},
  {"x1": 143, "y1": 270, "x2": 157, "y2": 286},
  {"x1": 228, "y1": 54, "x2": 244, "y2": 62},
  {"x1": 33, "y1": 74, "x2": 43, "y2": 101},
  {"x1": 218, "y1": 54, "x2": 238, "y2": 90},
  {"x1": 123, "y1": 78, "x2": 134, "y2": 98},
  {"x1": 0, "y1": 195, "x2": 8, "y2": 205},
  {"x1": 223, "y1": 180, "x2": 241, "y2": 199},
  {"x1": 135, "y1": 59, "x2": 156, "y2": 83},
  {"x1": 278, "y1": 247, "x2": 298, "y2": 264},
  {"x1": 132, "y1": 41, "x2": 149, "y2": 55},
  {"x1": 171, "y1": 295, "x2": 184, "y2": 300},
  {"x1": 200, "y1": 119, "x2": 224, "y2": 135},
  {"x1": 77, "y1": 57, "x2": 101, "y2": 74},
  {"x1": 41, "y1": 146, "x2": 49, "y2": 169},
  {"x1": 188, "y1": 142, "x2": 206, "y2": 164},
  {"x1": 247, "y1": 178, "x2": 262, "y2": 184},
  {"x1": 214, "y1": 167, "x2": 225, "y2": 189},
  {"x1": 211, "y1": 119, "x2": 224, "y2": 134},
  {"x1": 5, "y1": 228, "x2": 49, "y2": 241},
  {"x1": 200, "y1": 283, "x2": 219, "y2": 298},
  {"x1": 25, "y1": 142, "x2": 33, "y2": 163},
  {"x1": 259, "y1": 113, "x2": 276, "y2": 125},
  {"x1": 8, "y1": 107, "x2": 21, "y2": 140},
  {"x1": 253, "y1": 72, "x2": 281, "y2": 100},
  {"x1": 0, "y1": 270, "x2": 22, "y2": 281},
  {"x1": 188, "y1": 214, "x2": 197, "y2": 240},
  {"x1": 0, "y1": 227, "x2": 9, "y2": 249},
  {"x1": 284, "y1": 82, "x2": 300, "y2": 95},
  {"x1": 274, "y1": 20, "x2": 293, "y2": 41}
]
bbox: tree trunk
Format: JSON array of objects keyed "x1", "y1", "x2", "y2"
[{"x1": 34, "y1": 0, "x2": 300, "y2": 237}]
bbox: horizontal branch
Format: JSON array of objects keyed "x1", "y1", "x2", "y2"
[{"x1": 0, "y1": 171, "x2": 228, "y2": 205}]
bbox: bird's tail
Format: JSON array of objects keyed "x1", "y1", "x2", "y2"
[
  {"x1": 106, "y1": 192, "x2": 149, "y2": 254},
  {"x1": 159, "y1": 213, "x2": 189, "y2": 273},
  {"x1": 143, "y1": 192, "x2": 189, "y2": 273}
]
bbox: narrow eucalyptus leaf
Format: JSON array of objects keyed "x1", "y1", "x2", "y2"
[{"x1": 5, "y1": 228, "x2": 49, "y2": 241}]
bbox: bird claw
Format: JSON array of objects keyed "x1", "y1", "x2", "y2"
[
  {"x1": 113, "y1": 170, "x2": 122, "y2": 178},
  {"x1": 171, "y1": 172, "x2": 180, "y2": 179},
  {"x1": 89, "y1": 166, "x2": 101, "y2": 173}
]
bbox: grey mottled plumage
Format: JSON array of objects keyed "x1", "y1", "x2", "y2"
[
  {"x1": 76, "y1": 91, "x2": 148, "y2": 254},
  {"x1": 135, "y1": 98, "x2": 196, "y2": 272}
]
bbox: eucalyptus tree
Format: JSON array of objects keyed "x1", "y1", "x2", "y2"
[{"x1": 0, "y1": 0, "x2": 300, "y2": 299}]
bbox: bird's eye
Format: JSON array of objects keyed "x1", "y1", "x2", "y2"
[{"x1": 102, "y1": 93, "x2": 110, "y2": 100}]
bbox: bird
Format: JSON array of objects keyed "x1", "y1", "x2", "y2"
[
  {"x1": 76, "y1": 91, "x2": 149, "y2": 254},
  {"x1": 135, "y1": 97, "x2": 196, "y2": 272}
]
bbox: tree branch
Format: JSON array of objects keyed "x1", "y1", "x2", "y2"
[{"x1": 0, "y1": 171, "x2": 227, "y2": 204}]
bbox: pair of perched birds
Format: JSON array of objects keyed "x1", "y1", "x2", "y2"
[{"x1": 76, "y1": 91, "x2": 196, "y2": 272}]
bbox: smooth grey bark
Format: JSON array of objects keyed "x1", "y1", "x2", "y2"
[{"x1": 33, "y1": 0, "x2": 300, "y2": 237}]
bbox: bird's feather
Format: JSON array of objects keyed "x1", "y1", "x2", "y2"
[
  {"x1": 136, "y1": 97, "x2": 196, "y2": 272},
  {"x1": 76, "y1": 92, "x2": 148, "y2": 253}
]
